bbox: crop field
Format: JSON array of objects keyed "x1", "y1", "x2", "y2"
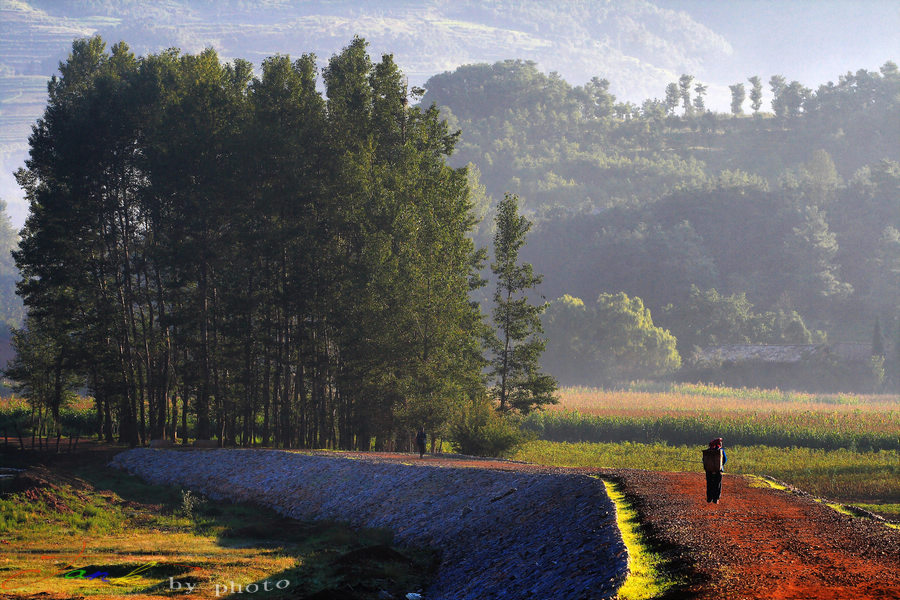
[
  {"x1": 515, "y1": 384, "x2": 900, "y2": 518},
  {"x1": 523, "y1": 384, "x2": 899, "y2": 450}
]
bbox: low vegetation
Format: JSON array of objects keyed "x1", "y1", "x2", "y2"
[
  {"x1": 602, "y1": 479, "x2": 683, "y2": 600},
  {"x1": 511, "y1": 385, "x2": 900, "y2": 519},
  {"x1": 0, "y1": 454, "x2": 436, "y2": 599}
]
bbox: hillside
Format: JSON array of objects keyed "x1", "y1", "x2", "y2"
[
  {"x1": 4, "y1": 0, "x2": 897, "y2": 226},
  {"x1": 421, "y1": 59, "x2": 900, "y2": 370},
  {"x1": 0, "y1": 0, "x2": 737, "y2": 222}
]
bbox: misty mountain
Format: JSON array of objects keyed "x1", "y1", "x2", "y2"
[{"x1": 0, "y1": 0, "x2": 743, "y2": 224}]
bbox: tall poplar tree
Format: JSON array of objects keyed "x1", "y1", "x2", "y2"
[
  {"x1": 769, "y1": 75, "x2": 787, "y2": 118},
  {"x1": 678, "y1": 74, "x2": 694, "y2": 116},
  {"x1": 487, "y1": 193, "x2": 556, "y2": 414},
  {"x1": 729, "y1": 83, "x2": 745, "y2": 117},
  {"x1": 748, "y1": 76, "x2": 763, "y2": 114},
  {"x1": 664, "y1": 82, "x2": 680, "y2": 115},
  {"x1": 693, "y1": 82, "x2": 707, "y2": 112},
  {"x1": 872, "y1": 318, "x2": 885, "y2": 357}
]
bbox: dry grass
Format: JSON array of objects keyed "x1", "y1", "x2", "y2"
[{"x1": 0, "y1": 458, "x2": 435, "y2": 599}]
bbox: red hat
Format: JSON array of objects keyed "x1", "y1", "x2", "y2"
[{"x1": 709, "y1": 438, "x2": 723, "y2": 448}]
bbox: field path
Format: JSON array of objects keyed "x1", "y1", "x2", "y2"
[{"x1": 322, "y1": 452, "x2": 900, "y2": 600}]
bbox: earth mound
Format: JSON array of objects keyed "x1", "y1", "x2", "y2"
[{"x1": 111, "y1": 449, "x2": 628, "y2": 600}]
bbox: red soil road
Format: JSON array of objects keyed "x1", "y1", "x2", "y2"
[{"x1": 321, "y1": 451, "x2": 900, "y2": 600}]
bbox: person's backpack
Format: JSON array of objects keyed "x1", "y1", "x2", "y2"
[{"x1": 702, "y1": 447, "x2": 723, "y2": 472}]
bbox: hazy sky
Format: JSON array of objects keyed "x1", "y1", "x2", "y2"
[{"x1": 656, "y1": 0, "x2": 899, "y2": 87}]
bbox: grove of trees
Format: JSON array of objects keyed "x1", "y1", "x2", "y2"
[
  {"x1": 6, "y1": 38, "x2": 898, "y2": 444},
  {"x1": 9, "y1": 36, "x2": 504, "y2": 448},
  {"x1": 542, "y1": 293, "x2": 680, "y2": 386}
]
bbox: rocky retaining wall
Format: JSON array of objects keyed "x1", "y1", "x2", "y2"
[{"x1": 110, "y1": 449, "x2": 628, "y2": 599}]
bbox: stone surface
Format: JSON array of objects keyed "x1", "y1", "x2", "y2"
[{"x1": 110, "y1": 449, "x2": 628, "y2": 599}]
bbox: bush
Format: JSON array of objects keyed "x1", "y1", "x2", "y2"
[{"x1": 449, "y1": 399, "x2": 533, "y2": 457}]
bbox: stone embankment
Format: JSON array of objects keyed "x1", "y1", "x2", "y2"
[{"x1": 111, "y1": 449, "x2": 628, "y2": 600}]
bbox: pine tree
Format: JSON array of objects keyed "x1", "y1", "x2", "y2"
[{"x1": 487, "y1": 194, "x2": 556, "y2": 414}]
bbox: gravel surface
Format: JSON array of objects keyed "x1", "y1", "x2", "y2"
[
  {"x1": 110, "y1": 449, "x2": 628, "y2": 600},
  {"x1": 604, "y1": 468, "x2": 900, "y2": 600}
]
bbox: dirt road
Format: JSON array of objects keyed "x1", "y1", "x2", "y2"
[
  {"x1": 610, "y1": 469, "x2": 899, "y2": 600},
  {"x1": 327, "y1": 452, "x2": 900, "y2": 600}
]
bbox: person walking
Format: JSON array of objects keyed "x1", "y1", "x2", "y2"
[
  {"x1": 702, "y1": 437, "x2": 727, "y2": 503},
  {"x1": 415, "y1": 427, "x2": 427, "y2": 458}
]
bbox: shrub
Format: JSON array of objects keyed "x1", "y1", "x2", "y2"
[
  {"x1": 449, "y1": 399, "x2": 533, "y2": 457},
  {"x1": 180, "y1": 489, "x2": 204, "y2": 519}
]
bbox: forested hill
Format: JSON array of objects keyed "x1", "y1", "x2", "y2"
[
  {"x1": 0, "y1": 0, "x2": 734, "y2": 222},
  {"x1": 422, "y1": 60, "x2": 900, "y2": 350},
  {"x1": 424, "y1": 59, "x2": 900, "y2": 216}
]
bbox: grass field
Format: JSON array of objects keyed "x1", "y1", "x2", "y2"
[
  {"x1": 514, "y1": 384, "x2": 900, "y2": 519},
  {"x1": 0, "y1": 455, "x2": 435, "y2": 599}
]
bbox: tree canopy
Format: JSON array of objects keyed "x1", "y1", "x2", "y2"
[
  {"x1": 542, "y1": 292, "x2": 680, "y2": 386},
  {"x1": 10, "y1": 36, "x2": 487, "y2": 448}
]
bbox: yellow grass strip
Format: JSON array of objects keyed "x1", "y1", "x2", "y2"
[{"x1": 602, "y1": 479, "x2": 681, "y2": 600}]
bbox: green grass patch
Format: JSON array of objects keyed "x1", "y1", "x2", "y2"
[
  {"x1": 0, "y1": 456, "x2": 436, "y2": 599},
  {"x1": 850, "y1": 502, "x2": 900, "y2": 520},
  {"x1": 743, "y1": 474, "x2": 790, "y2": 491},
  {"x1": 819, "y1": 500, "x2": 857, "y2": 517},
  {"x1": 814, "y1": 500, "x2": 900, "y2": 529},
  {"x1": 602, "y1": 479, "x2": 682, "y2": 600}
]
